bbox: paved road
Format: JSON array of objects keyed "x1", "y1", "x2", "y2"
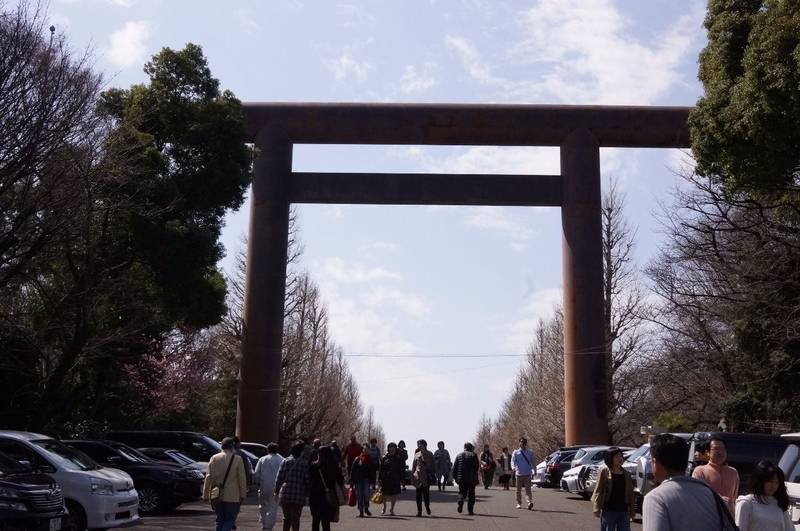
[{"x1": 137, "y1": 486, "x2": 644, "y2": 530}]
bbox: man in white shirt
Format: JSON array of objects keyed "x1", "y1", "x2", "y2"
[
  {"x1": 254, "y1": 443, "x2": 284, "y2": 531},
  {"x1": 511, "y1": 437, "x2": 536, "y2": 510},
  {"x1": 643, "y1": 434, "x2": 727, "y2": 531}
]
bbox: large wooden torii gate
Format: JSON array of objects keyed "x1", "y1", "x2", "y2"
[{"x1": 237, "y1": 103, "x2": 691, "y2": 446}]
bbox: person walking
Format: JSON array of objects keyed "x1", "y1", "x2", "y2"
[
  {"x1": 398, "y1": 440, "x2": 409, "y2": 491},
  {"x1": 735, "y1": 460, "x2": 794, "y2": 531},
  {"x1": 202, "y1": 437, "x2": 248, "y2": 531},
  {"x1": 511, "y1": 437, "x2": 535, "y2": 510},
  {"x1": 480, "y1": 445, "x2": 496, "y2": 489},
  {"x1": 254, "y1": 443, "x2": 284, "y2": 531},
  {"x1": 434, "y1": 441, "x2": 452, "y2": 492},
  {"x1": 349, "y1": 446, "x2": 373, "y2": 517},
  {"x1": 692, "y1": 436, "x2": 739, "y2": 516},
  {"x1": 591, "y1": 446, "x2": 635, "y2": 531},
  {"x1": 275, "y1": 441, "x2": 311, "y2": 531},
  {"x1": 344, "y1": 436, "x2": 361, "y2": 481},
  {"x1": 452, "y1": 442, "x2": 480, "y2": 515},
  {"x1": 233, "y1": 436, "x2": 254, "y2": 487},
  {"x1": 366, "y1": 438, "x2": 381, "y2": 489},
  {"x1": 309, "y1": 446, "x2": 344, "y2": 531},
  {"x1": 497, "y1": 447, "x2": 512, "y2": 490},
  {"x1": 412, "y1": 439, "x2": 435, "y2": 517},
  {"x1": 642, "y1": 434, "x2": 725, "y2": 531},
  {"x1": 378, "y1": 442, "x2": 404, "y2": 516}
]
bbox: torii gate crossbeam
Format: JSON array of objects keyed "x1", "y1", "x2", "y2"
[{"x1": 237, "y1": 103, "x2": 691, "y2": 446}]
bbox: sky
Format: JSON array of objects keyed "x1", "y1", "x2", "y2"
[{"x1": 49, "y1": 0, "x2": 707, "y2": 452}]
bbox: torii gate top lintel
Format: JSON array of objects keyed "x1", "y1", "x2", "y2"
[{"x1": 241, "y1": 102, "x2": 691, "y2": 148}]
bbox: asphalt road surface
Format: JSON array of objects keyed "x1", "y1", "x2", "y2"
[{"x1": 137, "y1": 485, "x2": 644, "y2": 530}]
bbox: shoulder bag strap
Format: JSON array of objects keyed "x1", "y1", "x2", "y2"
[
  {"x1": 520, "y1": 450, "x2": 532, "y2": 467},
  {"x1": 220, "y1": 453, "x2": 235, "y2": 489},
  {"x1": 695, "y1": 479, "x2": 739, "y2": 531}
]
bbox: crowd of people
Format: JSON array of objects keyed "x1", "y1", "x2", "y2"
[{"x1": 199, "y1": 433, "x2": 795, "y2": 531}]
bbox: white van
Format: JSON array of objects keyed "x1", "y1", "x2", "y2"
[
  {"x1": 779, "y1": 432, "x2": 800, "y2": 531},
  {"x1": 0, "y1": 431, "x2": 139, "y2": 530}
]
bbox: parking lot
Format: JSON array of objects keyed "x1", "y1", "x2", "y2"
[{"x1": 137, "y1": 486, "x2": 643, "y2": 530}]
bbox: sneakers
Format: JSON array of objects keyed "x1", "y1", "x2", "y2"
[
  {"x1": 516, "y1": 503, "x2": 522, "y2": 509},
  {"x1": 426, "y1": 506, "x2": 431, "y2": 515},
  {"x1": 457, "y1": 500, "x2": 463, "y2": 513},
  {"x1": 527, "y1": 501, "x2": 534, "y2": 510},
  {"x1": 381, "y1": 508, "x2": 386, "y2": 515}
]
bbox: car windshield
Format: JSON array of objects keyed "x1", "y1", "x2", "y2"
[
  {"x1": 201, "y1": 435, "x2": 222, "y2": 452},
  {"x1": 110, "y1": 444, "x2": 151, "y2": 464},
  {"x1": 574, "y1": 449, "x2": 586, "y2": 460},
  {"x1": 0, "y1": 450, "x2": 29, "y2": 476},
  {"x1": 626, "y1": 445, "x2": 650, "y2": 463},
  {"x1": 32, "y1": 439, "x2": 98, "y2": 471},
  {"x1": 166, "y1": 450, "x2": 195, "y2": 466}
]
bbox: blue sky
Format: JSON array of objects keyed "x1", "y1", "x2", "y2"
[{"x1": 51, "y1": 0, "x2": 707, "y2": 451}]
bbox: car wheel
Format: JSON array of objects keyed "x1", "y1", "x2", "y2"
[
  {"x1": 64, "y1": 500, "x2": 87, "y2": 531},
  {"x1": 137, "y1": 484, "x2": 164, "y2": 514}
]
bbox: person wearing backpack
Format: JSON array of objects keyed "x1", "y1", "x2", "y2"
[
  {"x1": 511, "y1": 437, "x2": 536, "y2": 510},
  {"x1": 203, "y1": 437, "x2": 248, "y2": 531}
]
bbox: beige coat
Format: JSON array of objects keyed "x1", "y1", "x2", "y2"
[
  {"x1": 590, "y1": 466, "x2": 636, "y2": 518},
  {"x1": 412, "y1": 449, "x2": 435, "y2": 487},
  {"x1": 202, "y1": 451, "x2": 247, "y2": 503}
]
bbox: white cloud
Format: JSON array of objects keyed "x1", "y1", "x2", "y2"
[
  {"x1": 371, "y1": 241, "x2": 398, "y2": 251},
  {"x1": 235, "y1": 8, "x2": 261, "y2": 35},
  {"x1": 329, "y1": 52, "x2": 374, "y2": 83},
  {"x1": 503, "y1": 287, "x2": 563, "y2": 352},
  {"x1": 444, "y1": 35, "x2": 504, "y2": 85},
  {"x1": 512, "y1": 0, "x2": 704, "y2": 104},
  {"x1": 400, "y1": 63, "x2": 437, "y2": 93},
  {"x1": 360, "y1": 287, "x2": 431, "y2": 318},
  {"x1": 322, "y1": 257, "x2": 401, "y2": 284},
  {"x1": 465, "y1": 206, "x2": 536, "y2": 252},
  {"x1": 107, "y1": 20, "x2": 150, "y2": 68},
  {"x1": 337, "y1": 3, "x2": 376, "y2": 26},
  {"x1": 107, "y1": 0, "x2": 134, "y2": 7}
]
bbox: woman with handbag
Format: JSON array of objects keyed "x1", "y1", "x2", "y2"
[
  {"x1": 480, "y1": 445, "x2": 496, "y2": 489},
  {"x1": 202, "y1": 437, "x2": 247, "y2": 531},
  {"x1": 378, "y1": 442, "x2": 404, "y2": 516},
  {"x1": 309, "y1": 446, "x2": 344, "y2": 531}
]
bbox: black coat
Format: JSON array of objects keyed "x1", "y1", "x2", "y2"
[
  {"x1": 349, "y1": 455, "x2": 375, "y2": 484},
  {"x1": 379, "y1": 454, "x2": 404, "y2": 496},
  {"x1": 452, "y1": 451, "x2": 480, "y2": 486}
]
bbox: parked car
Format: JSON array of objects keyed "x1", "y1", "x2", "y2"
[
  {"x1": 105, "y1": 431, "x2": 222, "y2": 463},
  {"x1": 64, "y1": 440, "x2": 204, "y2": 514},
  {"x1": 533, "y1": 457, "x2": 549, "y2": 486},
  {"x1": 0, "y1": 449, "x2": 68, "y2": 531},
  {"x1": 138, "y1": 447, "x2": 208, "y2": 476},
  {"x1": 687, "y1": 431, "x2": 789, "y2": 492},
  {"x1": 778, "y1": 432, "x2": 800, "y2": 530},
  {"x1": 560, "y1": 463, "x2": 597, "y2": 499},
  {"x1": 0, "y1": 431, "x2": 139, "y2": 531},
  {"x1": 240, "y1": 442, "x2": 269, "y2": 459},
  {"x1": 542, "y1": 450, "x2": 578, "y2": 488}
]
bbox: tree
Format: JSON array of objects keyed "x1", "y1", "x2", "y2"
[{"x1": 690, "y1": 0, "x2": 800, "y2": 192}]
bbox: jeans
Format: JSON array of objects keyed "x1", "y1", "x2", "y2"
[
  {"x1": 458, "y1": 482, "x2": 476, "y2": 513},
  {"x1": 258, "y1": 490, "x2": 279, "y2": 530},
  {"x1": 600, "y1": 510, "x2": 631, "y2": 531},
  {"x1": 214, "y1": 501, "x2": 241, "y2": 531},
  {"x1": 415, "y1": 485, "x2": 430, "y2": 512},
  {"x1": 354, "y1": 479, "x2": 370, "y2": 512},
  {"x1": 280, "y1": 503, "x2": 302, "y2": 531}
]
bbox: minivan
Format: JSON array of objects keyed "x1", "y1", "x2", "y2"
[
  {"x1": 687, "y1": 431, "x2": 789, "y2": 492},
  {"x1": 0, "y1": 449, "x2": 67, "y2": 531},
  {"x1": 0, "y1": 431, "x2": 139, "y2": 530}
]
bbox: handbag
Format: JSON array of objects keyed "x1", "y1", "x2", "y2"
[
  {"x1": 347, "y1": 486, "x2": 357, "y2": 507},
  {"x1": 370, "y1": 489, "x2": 385, "y2": 504},
  {"x1": 210, "y1": 454, "x2": 235, "y2": 508},
  {"x1": 317, "y1": 469, "x2": 340, "y2": 522}
]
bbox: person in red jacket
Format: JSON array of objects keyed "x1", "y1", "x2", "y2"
[{"x1": 344, "y1": 435, "x2": 362, "y2": 481}]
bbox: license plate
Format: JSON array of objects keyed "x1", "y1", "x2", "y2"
[{"x1": 49, "y1": 519, "x2": 61, "y2": 531}]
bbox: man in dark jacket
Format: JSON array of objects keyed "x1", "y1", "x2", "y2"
[{"x1": 452, "y1": 442, "x2": 480, "y2": 515}]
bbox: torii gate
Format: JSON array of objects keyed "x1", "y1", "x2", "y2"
[{"x1": 236, "y1": 103, "x2": 690, "y2": 446}]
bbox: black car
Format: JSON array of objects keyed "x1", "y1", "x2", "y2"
[
  {"x1": 688, "y1": 431, "x2": 789, "y2": 493},
  {"x1": 64, "y1": 440, "x2": 204, "y2": 514},
  {"x1": 0, "y1": 449, "x2": 68, "y2": 531},
  {"x1": 105, "y1": 430, "x2": 222, "y2": 463},
  {"x1": 542, "y1": 450, "x2": 578, "y2": 488}
]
